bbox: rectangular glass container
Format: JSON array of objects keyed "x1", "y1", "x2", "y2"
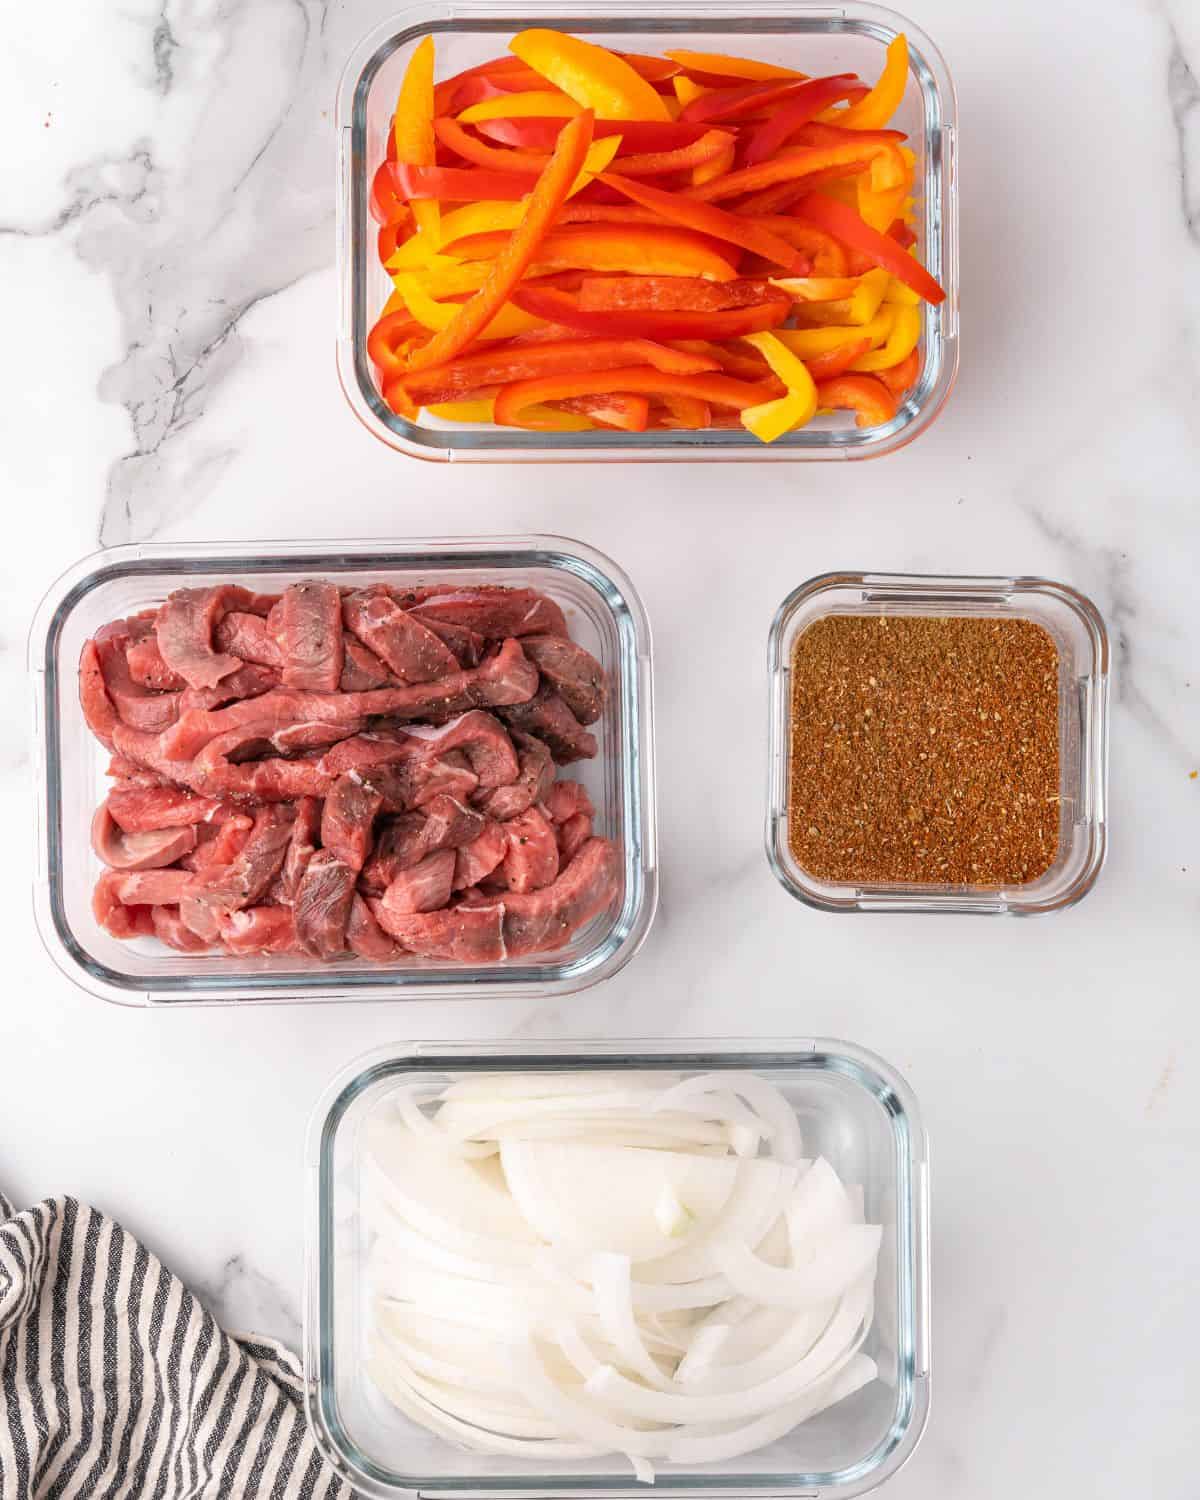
[
  {"x1": 337, "y1": 1, "x2": 958, "y2": 463},
  {"x1": 767, "y1": 573, "x2": 1109, "y2": 914},
  {"x1": 304, "y1": 1037, "x2": 930, "y2": 1497},
  {"x1": 30, "y1": 535, "x2": 656, "y2": 1005}
]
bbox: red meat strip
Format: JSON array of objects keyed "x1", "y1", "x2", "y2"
[
  {"x1": 106, "y1": 786, "x2": 222, "y2": 832},
  {"x1": 153, "y1": 905, "x2": 214, "y2": 952},
  {"x1": 213, "y1": 612, "x2": 283, "y2": 668},
  {"x1": 93, "y1": 873, "x2": 155, "y2": 939},
  {"x1": 500, "y1": 806, "x2": 560, "y2": 894},
  {"x1": 183, "y1": 815, "x2": 255, "y2": 874},
  {"x1": 219, "y1": 906, "x2": 299, "y2": 955},
  {"x1": 497, "y1": 837, "x2": 620, "y2": 957},
  {"x1": 319, "y1": 732, "x2": 413, "y2": 776},
  {"x1": 343, "y1": 588, "x2": 459, "y2": 683},
  {"x1": 79, "y1": 641, "x2": 119, "y2": 750},
  {"x1": 360, "y1": 815, "x2": 424, "y2": 895},
  {"x1": 201, "y1": 756, "x2": 332, "y2": 805},
  {"x1": 543, "y1": 780, "x2": 596, "y2": 824},
  {"x1": 352, "y1": 751, "x2": 480, "y2": 815},
  {"x1": 453, "y1": 821, "x2": 510, "y2": 891},
  {"x1": 419, "y1": 618, "x2": 485, "y2": 668},
  {"x1": 557, "y1": 812, "x2": 593, "y2": 863},
  {"x1": 155, "y1": 586, "x2": 247, "y2": 689},
  {"x1": 359, "y1": 793, "x2": 484, "y2": 890},
  {"x1": 519, "y1": 636, "x2": 608, "y2": 725},
  {"x1": 340, "y1": 637, "x2": 392, "y2": 691},
  {"x1": 179, "y1": 663, "x2": 280, "y2": 713},
  {"x1": 499, "y1": 683, "x2": 598, "y2": 764},
  {"x1": 189, "y1": 805, "x2": 295, "y2": 911},
  {"x1": 105, "y1": 755, "x2": 167, "y2": 787},
  {"x1": 380, "y1": 849, "x2": 456, "y2": 917},
  {"x1": 321, "y1": 774, "x2": 383, "y2": 872},
  {"x1": 127, "y1": 636, "x2": 185, "y2": 690},
  {"x1": 105, "y1": 869, "x2": 196, "y2": 906},
  {"x1": 406, "y1": 586, "x2": 568, "y2": 640},
  {"x1": 282, "y1": 796, "x2": 322, "y2": 900},
  {"x1": 97, "y1": 636, "x2": 182, "y2": 733},
  {"x1": 91, "y1": 804, "x2": 197, "y2": 871},
  {"x1": 474, "y1": 730, "x2": 554, "y2": 820},
  {"x1": 272, "y1": 719, "x2": 366, "y2": 755},
  {"x1": 179, "y1": 896, "x2": 222, "y2": 942},
  {"x1": 347, "y1": 893, "x2": 399, "y2": 961},
  {"x1": 294, "y1": 851, "x2": 356, "y2": 958},
  {"x1": 400, "y1": 711, "x2": 520, "y2": 789},
  {"x1": 274, "y1": 581, "x2": 345, "y2": 691},
  {"x1": 373, "y1": 897, "x2": 506, "y2": 960}
]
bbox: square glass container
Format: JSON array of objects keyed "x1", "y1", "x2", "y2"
[
  {"x1": 30, "y1": 535, "x2": 656, "y2": 1005},
  {"x1": 305, "y1": 1037, "x2": 930, "y2": 1498},
  {"x1": 767, "y1": 573, "x2": 1109, "y2": 914},
  {"x1": 337, "y1": 1, "x2": 958, "y2": 463}
]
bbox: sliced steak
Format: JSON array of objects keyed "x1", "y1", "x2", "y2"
[
  {"x1": 405, "y1": 586, "x2": 568, "y2": 640},
  {"x1": 79, "y1": 641, "x2": 119, "y2": 750},
  {"x1": 452, "y1": 821, "x2": 510, "y2": 891},
  {"x1": 557, "y1": 811, "x2": 593, "y2": 863},
  {"x1": 153, "y1": 906, "x2": 214, "y2": 952},
  {"x1": 189, "y1": 805, "x2": 295, "y2": 911},
  {"x1": 499, "y1": 683, "x2": 598, "y2": 764},
  {"x1": 183, "y1": 816, "x2": 254, "y2": 874},
  {"x1": 518, "y1": 636, "x2": 607, "y2": 725},
  {"x1": 543, "y1": 780, "x2": 596, "y2": 824},
  {"x1": 343, "y1": 588, "x2": 459, "y2": 684},
  {"x1": 340, "y1": 637, "x2": 392, "y2": 691},
  {"x1": 373, "y1": 897, "x2": 506, "y2": 960},
  {"x1": 282, "y1": 796, "x2": 322, "y2": 901},
  {"x1": 180, "y1": 896, "x2": 222, "y2": 943},
  {"x1": 214, "y1": 612, "x2": 283, "y2": 668},
  {"x1": 97, "y1": 636, "x2": 182, "y2": 734},
  {"x1": 91, "y1": 805, "x2": 197, "y2": 871},
  {"x1": 275, "y1": 581, "x2": 345, "y2": 692},
  {"x1": 347, "y1": 893, "x2": 399, "y2": 961},
  {"x1": 293, "y1": 851, "x2": 355, "y2": 959},
  {"x1": 499, "y1": 837, "x2": 620, "y2": 957},
  {"x1": 271, "y1": 719, "x2": 365, "y2": 755},
  {"x1": 179, "y1": 663, "x2": 281, "y2": 714},
  {"x1": 474, "y1": 730, "x2": 554, "y2": 820},
  {"x1": 419, "y1": 618, "x2": 485, "y2": 668},
  {"x1": 360, "y1": 815, "x2": 425, "y2": 895},
  {"x1": 105, "y1": 869, "x2": 196, "y2": 906},
  {"x1": 500, "y1": 806, "x2": 560, "y2": 894},
  {"x1": 127, "y1": 636, "x2": 185, "y2": 691},
  {"x1": 380, "y1": 849, "x2": 456, "y2": 917},
  {"x1": 219, "y1": 906, "x2": 299, "y2": 955},
  {"x1": 155, "y1": 586, "x2": 246, "y2": 689},
  {"x1": 106, "y1": 786, "x2": 222, "y2": 833},
  {"x1": 400, "y1": 711, "x2": 520, "y2": 789},
  {"x1": 359, "y1": 793, "x2": 484, "y2": 887},
  {"x1": 319, "y1": 732, "x2": 413, "y2": 776},
  {"x1": 321, "y1": 774, "x2": 383, "y2": 872},
  {"x1": 93, "y1": 873, "x2": 155, "y2": 939}
]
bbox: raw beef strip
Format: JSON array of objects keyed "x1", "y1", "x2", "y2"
[
  {"x1": 500, "y1": 806, "x2": 560, "y2": 894},
  {"x1": 497, "y1": 837, "x2": 620, "y2": 957},
  {"x1": 340, "y1": 637, "x2": 392, "y2": 691},
  {"x1": 155, "y1": 586, "x2": 246, "y2": 689},
  {"x1": 557, "y1": 812, "x2": 593, "y2": 863},
  {"x1": 106, "y1": 869, "x2": 196, "y2": 906},
  {"x1": 93, "y1": 873, "x2": 155, "y2": 939},
  {"x1": 294, "y1": 851, "x2": 356, "y2": 959},
  {"x1": 405, "y1": 586, "x2": 568, "y2": 640},
  {"x1": 354, "y1": 750, "x2": 481, "y2": 815},
  {"x1": 179, "y1": 663, "x2": 280, "y2": 713},
  {"x1": 347, "y1": 893, "x2": 399, "y2": 961},
  {"x1": 518, "y1": 636, "x2": 607, "y2": 725},
  {"x1": 321, "y1": 774, "x2": 383, "y2": 872},
  {"x1": 127, "y1": 636, "x2": 185, "y2": 691},
  {"x1": 200, "y1": 755, "x2": 332, "y2": 805},
  {"x1": 189, "y1": 805, "x2": 295, "y2": 911},
  {"x1": 380, "y1": 849, "x2": 456, "y2": 916},
  {"x1": 272, "y1": 719, "x2": 366, "y2": 755},
  {"x1": 282, "y1": 796, "x2": 322, "y2": 901},
  {"x1": 360, "y1": 794, "x2": 484, "y2": 889},
  {"x1": 319, "y1": 732, "x2": 414, "y2": 776},
  {"x1": 474, "y1": 730, "x2": 554, "y2": 820},
  {"x1": 105, "y1": 755, "x2": 168, "y2": 788},
  {"x1": 372, "y1": 897, "x2": 506, "y2": 960},
  {"x1": 543, "y1": 780, "x2": 595, "y2": 824},
  {"x1": 152, "y1": 906, "x2": 214, "y2": 953},
  {"x1": 453, "y1": 821, "x2": 510, "y2": 891},
  {"x1": 219, "y1": 906, "x2": 298, "y2": 955},
  {"x1": 416, "y1": 793, "x2": 487, "y2": 856},
  {"x1": 419, "y1": 618, "x2": 485, "y2": 668},
  {"x1": 179, "y1": 897, "x2": 222, "y2": 943},
  {"x1": 97, "y1": 636, "x2": 182, "y2": 733},
  {"x1": 360, "y1": 815, "x2": 425, "y2": 895},
  {"x1": 499, "y1": 683, "x2": 598, "y2": 764},
  {"x1": 400, "y1": 711, "x2": 520, "y2": 788},
  {"x1": 91, "y1": 805, "x2": 197, "y2": 871},
  {"x1": 213, "y1": 612, "x2": 283, "y2": 668},
  {"x1": 275, "y1": 581, "x2": 345, "y2": 692},
  {"x1": 343, "y1": 589, "x2": 458, "y2": 683},
  {"x1": 183, "y1": 816, "x2": 255, "y2": 874},
  {"x1": 79, "y1": 641, "x2": 119, "y2": 750},
  {"x1": 106, "y1": 786, "x2": 221, "y2": 832}
]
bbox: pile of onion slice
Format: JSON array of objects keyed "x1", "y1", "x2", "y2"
[{"x1": 363, "y1": 1070, "x2": 881, "y2": 1482}]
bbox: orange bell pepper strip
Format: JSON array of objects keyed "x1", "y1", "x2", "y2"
[
  {"x1": 433, "y1": 117, "x2": 551, "y2": 174},
  {"x1": 793, "y1": 192, "x2": 945, "y2": 303},
  {"x1": 693, "y1": 139, "x2": 735, "y2": 187},
  {"x1": 599, "y1": 171, "x2": 808, "y2": 272},
  {"x1": 769, "y1": 275, "x2": 866, "y2": 302},
  {"x1": 662, "y1": 49, "x2": 805, "y2": 83},
  {"x1": 449, "y1": 224, "x2": 738, "y2": 281},
  {"x1": 823, "y1": 35, "x2": 908, "y2": 130},
  {"x1": 618, "y1": 54, "x2": 681, "y2": 85},
  {"x1": 803, "y1": 336, "x2": 872, "y2": 380},
  {"x1": 742, "y1": 217, "x2": 847, "y2": 274},
  {"x1": 405, "y1": 110, "x2": 595, "y2": 373},
  {"x1": 458, "y1": 90, "x2": 583, "y2": 123},
  {"x1": 493, "y1": 365, "x2": 778, "y2": 427},
  {"x1": 477, "y1": 117, "x2": 711, "y2": 152},
  {"x1": 667, "y1": 339, "x2": 773, "y2": 381},
  {"x1": 609, "y1": 129, "x2": 735, "y2": 177},
  {"x1": 577, "y1": 276, "x2": 780, "y2": 313},
  {"x1": 690, "y1": 141, "x2": 907, "y2": 203},
  {"x1": 511, "y1": 283, "x2": 791, "y2": 341},
  {"x1": 875, "y1": 346, "x2": 920, "y2": 394},
  {"x1": 815, "y1": 373, "x2": 898, "y2": 426},
  {"x1": 673, "y1": 77, "x2": 709, "y2": 109},
  {"x1": 393, "y1": 37, "x2": 440, "y2": 240},
  {"x1": 509, "y1": 30, "x2": 671, "y2": 121},
  {"x1": 653, "y1": 392, "x2": 712, "y2": 428}
]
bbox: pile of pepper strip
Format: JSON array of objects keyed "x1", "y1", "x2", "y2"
[{"x1": 368, "y1": 30, "x2": 946, "y2": 442}]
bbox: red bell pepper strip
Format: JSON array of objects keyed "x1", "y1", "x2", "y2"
[
  {"x1": 888, "y1": 217, "x2": 918, "y2": 249},
  {"x1": 618, "y1": 53, "x2": 681, "y2": 85},
  {"x1": 433, "y1": 116, "x2": 549, "y2": 174},
  {"x1": 679, "y1": 77, "x2": 828, "y2": 125},
  {"x1": 742, "y1": 78, "x2": 873, "y2": 166},
  {"x1": 802, "y1": 336, "x2": 872, "y2": 380},
  {"x1": 377, "y1": 221, "x2": 405, "y2": 265},
  {"x1": 368, "y1": 310, "x2": 428, "y2": 377},
  {"x1": 449, "y1": 224, "x2": 738, "y2": 280},
  {"x1": 477, "y1": 117, "x2": 714, "y2": 152},
  {"x1": 390, "y1": 161, "x2": 545, "y2": 201},
  {"x1": 432, "y1": 55, "x2": 534, "y2": 114},
  {"x1": 815, "y1": 372, "x2": 898, "y2": 426},
  {"x1": 371, "y1": 162, "x2": 408, "y2": 225},
  {"x1": 690, "y1": 141, "x2": 906, "y2": 203},
  {"x1": 667, "y1": 338, "x2": 773, "y2": 381},
  {"x1": 599, "y1": 171, "x2": 809, "y2": 272},
  {"x1": 556, "y1": 393, "x2": 651, "y2": 430},
  {"x1": 577, "y1": 276, "x2": 780, "y2": 312},
  {"x1": 662, "y1": 49, "x2": 806, "y2": 84},
  {"x1": 493, "y1": 364, "x2": 779, "y2": 427},
  {"x1": 788, "y1": 121, "x2": 907, "y2": 148},
  {"x1": 406, "y1": 110, "x2": 595, "y2": 373},
  {"x1": 875, "y1": 346, "x2": 920, "y2": 393},
  {"x1": 742, "y1": 216, "x2": 847, "y2": 274},
  {"x1": 511, "y1": 284, "x2": 791, "y2": 340},
  {"x1": 653, "y1": 392, "x2": 711, "y2": 428},
  {"x1": 610, "y1": 129, "x2": 736, "y2": 177},
  {"x1": 793, "y1": 192, "x2": 945, "y2": 303}
]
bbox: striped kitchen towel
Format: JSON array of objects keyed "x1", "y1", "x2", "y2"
[{"x1": 0, "y1": 1192, "x2": 350, "y2": 1499}]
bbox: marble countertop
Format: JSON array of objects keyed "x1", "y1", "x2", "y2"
[{"x1": 3, "y1": 2, "x2": 1198, "y2": 1495}]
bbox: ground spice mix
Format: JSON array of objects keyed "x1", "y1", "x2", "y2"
[{"x1": 788, "y1": 614, "x2": 1061, "y2": 886}]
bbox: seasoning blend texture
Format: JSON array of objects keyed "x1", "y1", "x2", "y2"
[{"x1": 788, "y1": 615, "x2": 1061, "y2": 886}]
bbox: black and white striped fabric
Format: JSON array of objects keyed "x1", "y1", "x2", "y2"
[{"x1": 0, "y1": 1192, "x2": 349, "y2": 1499}]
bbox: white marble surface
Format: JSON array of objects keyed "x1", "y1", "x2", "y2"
[{"x1": 2, "y1": 1, "x2": 1199, "y2": 1494}]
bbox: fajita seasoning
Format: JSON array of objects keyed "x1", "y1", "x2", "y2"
[{"x1": 788, "y1": 615, "x2": 1060, "y2": 886}]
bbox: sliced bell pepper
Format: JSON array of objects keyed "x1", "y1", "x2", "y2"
[
  {"x1": 391, "y1": 162, "x2": 548, "y2": 202},
  {"x1": 493, "y1": 364, "x2": 777, "y2": 427},
  {"x1": 475, "y1": 117, "x2": 710, "y2": 152},
  {"x1": 814, "y1": 373, "x2": 898, "y2": 426},
  {"x1": 611, "y1": 129, "x2": 735, "y2": 177},
  {"x1": 738, "y1": 331, "x2": 818, "y2": 441},
  {"x1": 618, "y1": 54, "x2": 681, "y2": 85},
  {"x1": 428, "y1": 399, "x2": 498, "y2": 422},
  {"x1": 785, "y1": 268, "x2": 891, "y2": 325},
  {"x1": 693, "y1": 138, "x2": 735, "y2": 186},
  {"x1": 371, "y1": 162, "x2": 408, "y2": 226},
  {"x1": 849, "y1": 301, "x2": 920, "y2": 371},
  {"x1": 673, "y1": 77, "x2": 709, "y2": 109},
  {"x1": 392, "y1": 273, "x2": 542, "y2": 340},
  {"x1": 459, "y1": 89, "x2": 583, "y2": 123},
  {"x1": 823, "y1": 34, "x2": 908, "y2": 130},
  {"x1": 883, "y1": 274, "x2": 921, "y2": 304},
  {"x1": 690, "y1": 140, "x2": 907, "y2": 203},
  {"x1": 401, "y1": 257, "x2": 491, "y2": 298},
  {"x1": 367, "y1": 309, "x2": 427, "y2": 377},
  {"x1": 803, "y1": 336, "x2": 872, "y2": 380},
  {"x1": 556, "y1": 392, "x2": 651, "y2": 431},
  {"x1": 741, "y1": 76, "x2": 868, "y2": 166},
  {"x1": 857, "y1": 144, "x2": 914, "y2": 231},
  {"x1": 666, "y1": 338, "x2": 773, "y2": 381},
  {"x1": 680, "y1": 77, "x2": 825, "y2": 125},
  {"x1": 433, "y1": 116, "x2": 551, "y2": 174},
  {"x1": 874, "y1": 346, "x2": 920, "y2": 394},
  {"x1": 653, "y1": 392, "x2": 712, "y2": 428},
  {"x1": 577, "y1": 276, "x2": 779, "y2": 312},
  {"x1": 662, "y1": 49, "x2": 805, "y2": 83},
  {"x1": 405, "y1": 110, "x2": 595, "y2": 373},
  {"x1": 509, "y1": 29, "x2": 671, "y2": 121},
  {"x1": 888, "y1": 217, "x2": 919, "y2": 250},
  {"x1": 599, "y1": 171, "x2": 808, "y2": 271},
  {"x1": 511, "y1": 284, "x2": 791, "y2": 340},
  {"x1": 771, "y1": 308, "x2": 894, "y2": 358},
  {"x1": 393, "y1": 37, "x2": 440, "y2": 240},
  {"x1": 792, "y1": 191, "x2": 946, "y2": 303},
  {"x1": 742, "y1": 217, "x2": 847, "y2": 274},
  {"x1": 449, "y1": 224, "x2": 738, "y2": 280},
  {"x1": 769, "y1": 275, "x2": 868, "y2": 302}
]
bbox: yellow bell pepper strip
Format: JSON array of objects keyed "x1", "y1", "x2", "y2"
[
  {"x1": 772, "y1": 308, "x2": 894, "y2": 359},
  {"x1": 769, "y1": 275, "x2": 868, "y2": 302},
  {"x1": 883, "y1": 276, "x2": 921, "y2": 305},
  {"x1": 458, "y1": 89, "x2": 583, "y2": 123},
  {"x1": 814, "y1": 372, "x2": 898, "y2": 426},
  {"x1": 822, "y1": 34, "x2": 908, "y2": 130},
  {"x1": 663, "y1": 49, "x2": 805, "y2": 83},
  {"x1": 849, "y1": 301, "x2": 920, "y2": 370},
  {"x1": 393, "y1": 37, "x2": 440, "y2": 240},
  {"x1": 785, "y1": 268, "x2": 891, "y2": 326},
  {"x1": 405, "y1": 109, "x2": 595, "y2": 373},
  {"x1": 792, "y1": 191, "x2": 946, "y2": 303},
  {"x1": 599, "y1": 171, "x2": 809, "y2": 272},
  {"x1": 402, "y1": 257, "x2": 491, "y2": 298},
  {"x1": 689, "y1": 139, "x2": 907, "y2": 202},
  {"x1": 428, "y1": 399, "x2": 497, "y2": 422},
  {"x1": 448, "y1": 223, "x2": 739, "y2": 280},
  {"x1": 509, "y1": 29, "x2": 671, "y2": 121},
  {"x1": 673, "y1": 77, "x2": 709, "y2": 109},
  {"x1": 492, "y1": 365, "x2": 778, "y2": 428},
  {"x1": 738, "y1": 331, "x2": 818, "y2": 442},
  {"x1": 429, "y1": 397, "x2": 601, "y2": 430},
  {"x1": 858, "y1": 144, "x2": 914, "y2": 230},
  {"x1": 392, "y1": 273, "x2": 544, "y2": 340}
]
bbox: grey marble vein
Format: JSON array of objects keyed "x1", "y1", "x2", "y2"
[{"x1": 1168, "y1": 31, "x2": 1200, "y2": 243}]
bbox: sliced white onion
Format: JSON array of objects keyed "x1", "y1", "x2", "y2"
[{"x1": 713, "y1": 1226, "x2": 882, "y2": 1310}]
